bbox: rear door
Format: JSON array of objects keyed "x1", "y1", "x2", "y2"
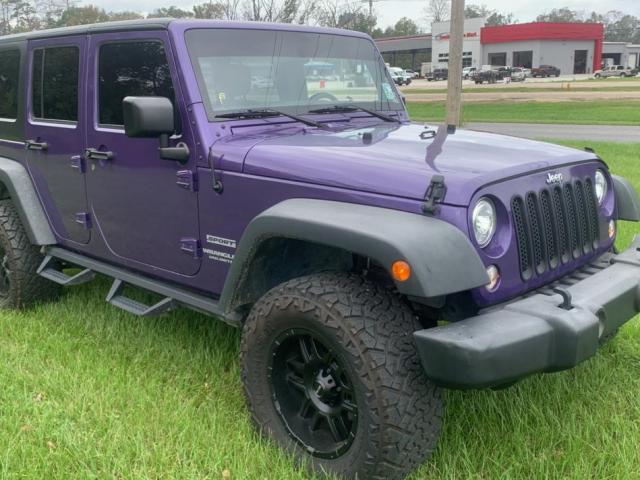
[
  {"x1": 25, "y1": 36, "x2": 89, "y2": 244},
  {"x1": 84, "y1": 31, "x2": 200, "y2": 275}
]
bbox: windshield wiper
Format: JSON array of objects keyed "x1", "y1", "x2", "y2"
[
  {"x1": 215, "y1": 109, "x2": 328, "y2": 129},
  {"x1": 308, "y1": 105, "x2": 400, "y2": 123}
]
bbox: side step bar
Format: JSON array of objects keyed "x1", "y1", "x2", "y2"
[
  {"x1": 37, "y1": 255, "x2": 95, "y2": 286},
  {"x1": 38, "y1": 247, "x2": 239, "y2": 326},
  {"x1": 106, "y1": 279, "x2": 176, "y2": 317}
]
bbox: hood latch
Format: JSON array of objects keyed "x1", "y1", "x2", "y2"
[{"x1": 422, "y1": 175, "x2": 447, "y2": 214}]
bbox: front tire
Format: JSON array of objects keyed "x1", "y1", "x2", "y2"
[
  {"x1": 241, "y1": 273, "x2": 442, "y2": 480},
  {"x1": 0, "y1": 199, "x2": 59, "y2": 308}
]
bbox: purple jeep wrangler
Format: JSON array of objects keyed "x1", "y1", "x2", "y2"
[{"x1": 0, "y1": 19, "x2": 639, "y2": 479}]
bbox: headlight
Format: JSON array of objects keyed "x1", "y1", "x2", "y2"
[
  {"x1": 595, "y1": 170, "x2": 607, "y2": 205},
  {"x1": 472, "y1": 198, "x2": 496, "y2": 248}
]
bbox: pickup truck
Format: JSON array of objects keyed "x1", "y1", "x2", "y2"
[
  {"x1": 594, "y1": 65, "x2": 635, "y2": 78},
  {"x1": 531, "y1": 64, "x2": 561, "y2": 78},
  {"x1": 472, "y1": 69, "x2": 499, "y2": 84},
  {"x1": 427, "y1": 68, "x2": 448, "y2": 81}
]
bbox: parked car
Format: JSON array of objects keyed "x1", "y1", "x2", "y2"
[
  {"x1": 594, "y1": 65, "x2": 635, "y2": 78},
  {"x1": 2, "y1": 18, "x2": 640, "y2": 480},
  {"x1": 388, "y1": 66, "x2": 412, "y2": 85},
  {"x1": 521, "y1": 68, "x2": 532, "y2": 78},
  {"x1": 472, "y1": 69, "x2": 499, "y2": 84},
  {"x1": 496, "y1": 66, "x2": 511, "y2": 78},
  {"x1": 462, "y1": 66, "x2": 477, "y2": 79},
  {"x1": 404, "y1": 69, "x2": 420, "y2": 79},
  {"x1": 427, "y1": 68, "x2": 448, "y2": 81},
  {"x1": 510, "y1": 67, "x2": 527, "y2": 82},
  {"x1": 531, "y1": 64, "x2": 561, "y2": 77}
]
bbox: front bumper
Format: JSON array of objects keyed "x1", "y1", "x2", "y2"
[{"x1": 414, "y1": 237, "x2": 640, "y2": 389}]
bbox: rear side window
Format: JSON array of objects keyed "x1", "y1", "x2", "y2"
[
  {"x1": 98, "y1": 41, "x2": 175, "y2": 126},
  {"x1": 0, "y1": 49, "x2": 20, "y2": 120},
  {"x1": 31, "y1": 46, "x2": 79, "y2": 122}
]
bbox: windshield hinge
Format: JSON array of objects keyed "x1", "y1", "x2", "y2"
[
  {"x1": 176, "y1": 170, "x2": 198, "y2": 192},
  {"x1": 422, "y1": 175, "x2": 447, "y2": 214},
  {"x1": 208, "y1": 148, "x2": 224, "y2": 194}
]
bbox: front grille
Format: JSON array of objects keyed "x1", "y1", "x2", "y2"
[{"x1": 511, "y1": 179, "x2": 600, "y2": 281}]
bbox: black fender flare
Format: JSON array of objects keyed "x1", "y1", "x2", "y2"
[
  {"x1": 612, "y1": 175, "x2": 640, "y2": 222},
  {"x1": 219, "y1": 199, "x2": 489, "y2": 314},
  {"x1": 0, "y1": 157, "x2": 55, "y2": 245}
]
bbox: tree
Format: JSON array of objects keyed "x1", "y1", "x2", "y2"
[
  {"x1": 1, "y1": 0, "x2": 18, "y2": 35},
  {"x1": 425, "y1": 0, "x2": 449, "y2": 23},
  {"x1": 463, "y1": 3, "x2": 515, "y2": 26},
  {"x1": 602, "y1": 11, "x2": 639, "y2": 42},
  {"x1": 242, "y1": 0, "x2": 316, "y2": 24},
  {"x1": 485, "y1": 12, "x2": 515, "y2": 26},
  {"x1": 12, "y1": 0, "x2": 41, "y2": 31},
  {"x1": 193, "y1": 2, "x2": 226, "y2": 18},
  {"x1": 464, "y1": 3, "x2": 491, "y2": 19},
  {"x1": 536, "y1": 7, "x2": 581, "y2": 23},
  {"x1": 390, "y1": 17, "x2": 419, "y2": 36},
  {"x1": 335, "y1": 10, "x2": 376, "y2": 34},
  {"x1": 108, "y1": 10, "x2": 143, "y2": 21},
  {"x1": 55, "y1": 5, "x2": 108, "y2": 26},
  {"x1": 37, "y1": 0, "x2": 75, "y2": 28},
  {"x1": 317, "y1": 0, "x2": 365, "y2": 29},
  {"x1": 193, "y1": 0, "x2": 241, "y2": 19},
  {"x1": 148, "y1": 6, "x2": 193, "y2": 18}
]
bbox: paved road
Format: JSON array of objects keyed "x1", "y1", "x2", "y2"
[
  {"x1": 465, "y1": 123, "x2": 640, "y2": 142},
  {"x1": 405, "y1": 91, "x2": 640, "y2": 103},
  {"x1": 403, "y1": 75, "x2": 640, "y2": 90}
]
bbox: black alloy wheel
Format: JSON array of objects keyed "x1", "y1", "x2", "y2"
[
  {"x1": 241, "y1": 273, "x2": 443, "y2": 480},
  {"x1": 269, "y1": 328, "x2": 357, "y2": 459}
]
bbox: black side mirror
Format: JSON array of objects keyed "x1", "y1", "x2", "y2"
[
  {"x1": 123, "y1": 96, "x2": 174, "y2": 138},
  {"x1": 122, "y1": 96, "x2": 189, "y2": 164}
]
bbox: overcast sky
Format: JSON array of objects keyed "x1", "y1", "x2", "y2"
[
  {"x1": 81, "y1": 0, "x2": 640, "y2": 30},
  {"x1": 376, "y1": 0, "x2": 640, "y2": 29}
]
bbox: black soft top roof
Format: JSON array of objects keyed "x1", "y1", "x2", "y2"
[{"x1": 0, "y1": 18, "x2": 172, "y2": 45}]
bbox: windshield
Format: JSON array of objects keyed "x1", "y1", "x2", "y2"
[{"x1": 185, "y1": 28, "x2": 404, "y2": 119}]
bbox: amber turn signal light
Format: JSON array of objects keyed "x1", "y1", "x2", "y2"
[{"x1": 391, "y1": 260, "x2": 411, "y2": 282}]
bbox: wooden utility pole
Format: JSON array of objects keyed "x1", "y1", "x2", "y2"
[{"x1": 446, "y1": 0, "x2": 465, "y2": 128}]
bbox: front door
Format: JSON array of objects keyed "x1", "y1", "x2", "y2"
[
  {"x1": 85, "y1": 31, "x2": 201, "y2": 276},
  {"x1": 573, "y1": 50, "x2": 587, "y2": 74},
  {"x1": 25, "y1": 36, "x2": 90, "y2": 244}
]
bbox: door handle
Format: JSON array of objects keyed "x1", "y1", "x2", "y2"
[
  {"x1": 25, "y1": 139, "x2": 48, "y2": 151},
  {"x1": 85, "y1": 148, "x2": 114, "y2": 161}
]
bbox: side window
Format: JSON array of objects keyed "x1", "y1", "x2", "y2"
[
  {"x1": 31, "y1": 46, "x2": 79, "y2": 122},
  {"x1": 0, "y1": 49, "x2": 20, "y2": 120},
  {"x1": 98, "y1": 41, "x2": 175, "y2": 127}
]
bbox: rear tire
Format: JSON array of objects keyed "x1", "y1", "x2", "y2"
[
  {"x1": 241, "y1": 273, "x2": 442, "y2": 480},
  {"x1": 0, "y1": 199, "x2": 59, "y2": 308}
]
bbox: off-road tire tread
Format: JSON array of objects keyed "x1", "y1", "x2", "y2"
[
  {"x1": 0, "y1": 199, "x2": 58, "y2": 308},
  {"x1": 240, "y1": 272, "x2": 442, "y2": 480}
]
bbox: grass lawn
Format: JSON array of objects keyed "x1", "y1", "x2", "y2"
[
  {"x1": 407, "y1": 100, "x2": 640, "y2": 125},
  {"x1": 1, "y1": 142, "x2": 640, "y2": 479}
]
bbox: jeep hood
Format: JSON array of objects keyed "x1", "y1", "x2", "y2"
[{"x1": 237, "y1": 122, "x2": 599, "y2": 206}]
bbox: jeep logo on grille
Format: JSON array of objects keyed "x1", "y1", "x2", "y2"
[{"x1": 545, "y1": 172, "x2": 564, "y2": 185}]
